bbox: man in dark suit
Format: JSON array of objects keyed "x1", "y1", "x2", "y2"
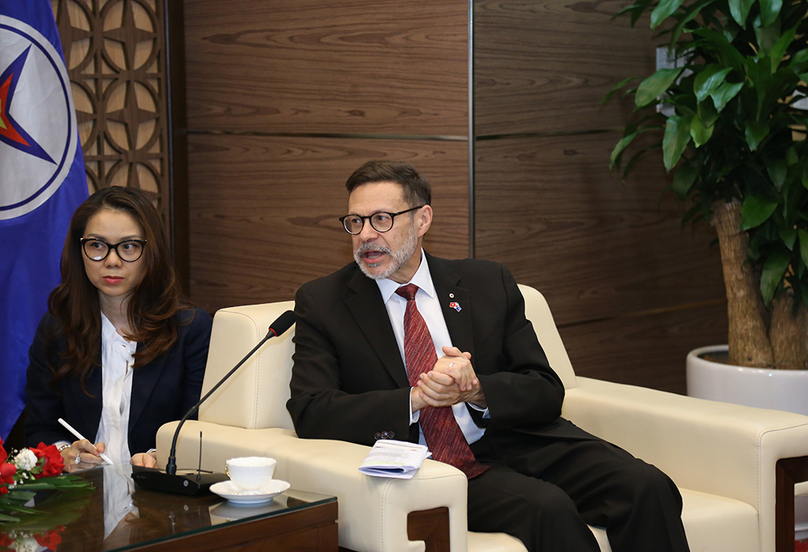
[{"x1": 288, "y1": 160, "x2": 690, "y2": 552}]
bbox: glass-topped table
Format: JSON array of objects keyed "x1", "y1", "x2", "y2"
[{"x1": 0, "y1": 465, "x2": 338, "y2": 552}]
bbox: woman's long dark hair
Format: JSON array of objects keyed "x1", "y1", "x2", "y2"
[{"x1": 48, "y1": 186, "x2": 188, "y2": 391}]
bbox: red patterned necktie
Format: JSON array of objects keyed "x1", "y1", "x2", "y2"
[{"x1": 395, "y1": 284, "x2": 488, "y2": 479}]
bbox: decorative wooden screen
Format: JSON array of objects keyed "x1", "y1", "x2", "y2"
[{"x1": 52, "y1": 0, "x2": 170, "y2": 216}]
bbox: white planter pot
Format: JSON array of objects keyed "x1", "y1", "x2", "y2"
[
  {"x1": 687, "y1": 345, "x2": 808, "y2": 537},
  {"x1": 686, "y1": 345, "x2": 808, "y2": 415}
]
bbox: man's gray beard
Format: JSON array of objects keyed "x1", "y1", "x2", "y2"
[{"x1": 354, "y1": 228, "x2": 418, "y2": 281}]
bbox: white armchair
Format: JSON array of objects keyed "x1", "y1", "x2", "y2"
[{"x1": 157, "y1": 285, "x2": 808, "y2": 552}]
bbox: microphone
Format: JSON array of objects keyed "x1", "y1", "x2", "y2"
[{"x1": 131, "y1": 310, "x2": 297, "y2": 495}]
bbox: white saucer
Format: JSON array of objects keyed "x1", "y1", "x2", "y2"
[{"x1": 210, "y1": 479, "x2": 290, "y2": 505}]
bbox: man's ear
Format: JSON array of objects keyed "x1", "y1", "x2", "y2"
[{"x1": 417, "y1": 205, "x2": 433, "y2": 238}]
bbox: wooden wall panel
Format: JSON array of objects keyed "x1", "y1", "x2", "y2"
[
  {"x1": 474, "y1": 0, "x2": 657, "y2": 136},
  {"x1": 559, "y1": 301, "x2": 729, "y2": 394},
  {"x1": 183, "y1": 0, "x2": 469, "y2": 136},
  {"x1": 472, "y1": 0, "x2": 728, "y2": 393},
  {"x1": 474, "y1": 134, "x2": 726, "y2": 325},
  {"x1": 188, "y1": 135, "x2": 469, "y2": 312},
  {"x1": 181, "y1": 0, "x2": 729, "y2": 394}
]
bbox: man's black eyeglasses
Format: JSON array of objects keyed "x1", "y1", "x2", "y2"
[{"x1": 339, "y1": 206, "x2": 425, "y2": 235}]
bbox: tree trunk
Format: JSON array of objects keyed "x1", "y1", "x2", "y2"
[
  {"x1": 771, "y1": 292, "x2": 808, "y2": 370},
  {"x1": 711, "y1": 200, "x2": 774, "y2": 368}
]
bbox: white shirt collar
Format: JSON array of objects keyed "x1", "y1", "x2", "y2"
[
  {"x1": 376, "y1": 249, "x2": 436, "y2": 303},
  {"x1": 101, "y1": 311, "x2": 136, "y2": 351}
]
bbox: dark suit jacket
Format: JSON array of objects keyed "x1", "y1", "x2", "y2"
[
  {"x1": 288, "y1": 253, "x2": 594, "y2": 447},
  {"x1": 24, "y1": 307, "x2": 212, "y2": 454}
]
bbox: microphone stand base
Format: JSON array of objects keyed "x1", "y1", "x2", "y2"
[{"x1": 131, "y1": 466, "x2": 229, "y2": 496}]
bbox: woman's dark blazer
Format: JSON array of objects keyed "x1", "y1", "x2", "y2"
[{"x1": 24, "y1": 307, "x2": 212, "y2": 454}]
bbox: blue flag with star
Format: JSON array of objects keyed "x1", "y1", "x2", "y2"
[{"x1": 0, "y1": 1, "x2": 88, "y2": 440}]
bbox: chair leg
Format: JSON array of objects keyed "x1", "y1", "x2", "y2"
[
  {"x1": 408, "y1": 507, "x2": 450, "y2": 552},
  {"x1": 777, "y1": 456, "x2": 808, "y2": 552},
  {"x1": 337, "y1": 507, "x2": 451, "y2": 552}
]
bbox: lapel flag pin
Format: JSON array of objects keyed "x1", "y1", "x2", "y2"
[{"x1": 449, "y1": 301, "x2": 462, "y2": 312}]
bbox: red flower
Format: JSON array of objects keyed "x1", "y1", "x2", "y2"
[
  {"x1": 0, "y1": 532, "x2": 15, "y2": 548},
  {"x1": 30, "y1": 442, "x2": 64, "y2": 478},
  {"x1": 34, "y1": 526, "x2": 65, "y2": 551},
  {"x1": 0, "y1": 461, "x2": 16, "y2": 494},
  {"x1": 0, "y1": 437, "x2": 18, "y2": 494}
]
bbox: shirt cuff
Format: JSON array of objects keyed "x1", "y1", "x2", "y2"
[
  {"x1": 466, "y1": 402, "x2": 490, "y2": 418},
  {"x1": 409, "y1": 387, "x2": 421, "y2": 424}
]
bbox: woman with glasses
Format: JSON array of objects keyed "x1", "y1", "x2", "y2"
[{"x1": 24, "y1": 186, "x2": 212, "y2": 472}]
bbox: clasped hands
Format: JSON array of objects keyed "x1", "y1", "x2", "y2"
[{"x1": 411, "y1": 346, "x2": 486, "y2": 412}]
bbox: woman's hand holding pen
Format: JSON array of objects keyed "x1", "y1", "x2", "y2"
[
  {"x1": 61, "y1": 439, "x2": 108, "y2": 472},
  {"x1": 57, "y1": 417, "x2": 114, "y2": 471}
]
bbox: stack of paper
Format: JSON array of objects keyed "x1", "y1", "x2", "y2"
[{"x1": 358, "y1": 440, "x2": 431, "y2": 479}]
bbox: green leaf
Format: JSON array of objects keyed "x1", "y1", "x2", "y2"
[
  {"x1": 636, "y1": 68, "x2": 684, "y2": 108},
  {"x1": 780, "y1": 227, "x2": 797, "y2": 250},
  {"x1": 613, "y1": 0, "x2": 657, "y2": 25},
  {"x1": 759, "y1": 0, "x2": 783, "y2": 28},
  {"x1": 799, "y1": 229, "x2": 808, "y2": 269},
  {"x1": 745, "y1": 56, "x2": 772, "y2": 113},
  {"x1": 610, "y1": 130, "x2": 639, "y2": 170},
  {"x1": 711, "y1": 81, "x2": 743, "y2": 112},
  {"x1": 602, "y1": 76, "x2": 635, "y2": 106},
  {"x1": 745, "y1": 120, "x2": 770, "y2": 151},
  {"x1": 672, "y1": 163, "x2": 699, "y2": 199},
  {"x1": 694, "y1": 66, "x2": 732, "y2": 103},
  {"x1": 802, "y1": 163, "x2": 808, "y2": 191},
  {"x1": 760, "y1": 250, "x2": 790, "y2": 305},
  {"x1": 650, "y1": 0, "x2": 685, "y2": 29},
  {"x1": 670, "y1": 0, "x2": 713, "y2": 44},
  {"x1": 791, "y1": 52, "x2": 808, "y2": 74},
  {"x1": 754, "y1": 19, "x2": 781, "y2": 58},
  {"x1": 698, "y1": 97, "x2": 720, "y2": 126},
  {"x1": 770, "y1": 26, "x2": 796, "y2": 71},
  {"x1": 787, "y1": 146, "x2": 799, "y2": 166},
  {"x1": 728, "y1": 0, "x2": 755, "y2": 26},
  {"x1": 662, "y1": 115, "x2": 692, "y2": 171},
  {"x1": 740, "y1": 195, "x2": 778, "y2": 230},
  {"x1": 767, "y1": 158, "x2": 788, "y2": 191},
  {"x1": 690, "y1": 114, "x2": 714, "y2": 146},
  {"x1": 692, "y1": 28, "x2": 746, "y2": 72}
]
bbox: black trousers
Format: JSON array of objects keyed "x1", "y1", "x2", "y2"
[{"x1": 468, "y1": 431, "x2": 690, "y2": 552}]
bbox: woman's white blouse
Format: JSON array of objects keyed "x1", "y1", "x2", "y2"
[{"x1": 95, "y1": 312, "x2": 137, "y2": 465}]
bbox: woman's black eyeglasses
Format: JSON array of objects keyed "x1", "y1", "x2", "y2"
[{"x1": 80, "y1": 238, "x2": 146, "y2": 262}]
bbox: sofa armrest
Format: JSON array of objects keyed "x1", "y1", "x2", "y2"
[
  {"x1": 562, "y1": 376, "x2": 808, "y2": 551},
  {"x1": 157, "y1": 421, "x2": 468, "y2": 552}
]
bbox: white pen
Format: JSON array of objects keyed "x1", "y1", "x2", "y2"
[{"x1": 57, "y1": 417, "x2": 114, "y2": 465}]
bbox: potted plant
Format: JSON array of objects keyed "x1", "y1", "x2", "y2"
[
  {"x1": 606, "y1": 0, "x2": 808, "y2": 418},
  {"x1": 606, "y1": 6, "x2": 808, "y2": 534}
]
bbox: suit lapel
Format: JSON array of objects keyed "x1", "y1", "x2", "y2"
[
  {"x1": 128, "y1": 342, "x2": 161, "y2": 430},
  {"x1": 426, "y1": 254, "x2": 476, "y2": 361},
  {"x1": 345, "y1": 269, "x2": 410, "y2": 388},
  {"x1": 83, "y1": 362, "x2": 103, "y2": 436}
]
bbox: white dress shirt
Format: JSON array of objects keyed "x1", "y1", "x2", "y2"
[
  {"x1": 95, "y1": 312, "x2": 137, "y2": 466},
  {"x1": 376, "y1": 249, "x2": 488, "y2": 445}
]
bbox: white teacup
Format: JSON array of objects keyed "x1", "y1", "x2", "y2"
[{"x1": 225, "y1": 456, "x2": 276, "y2": 491}]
